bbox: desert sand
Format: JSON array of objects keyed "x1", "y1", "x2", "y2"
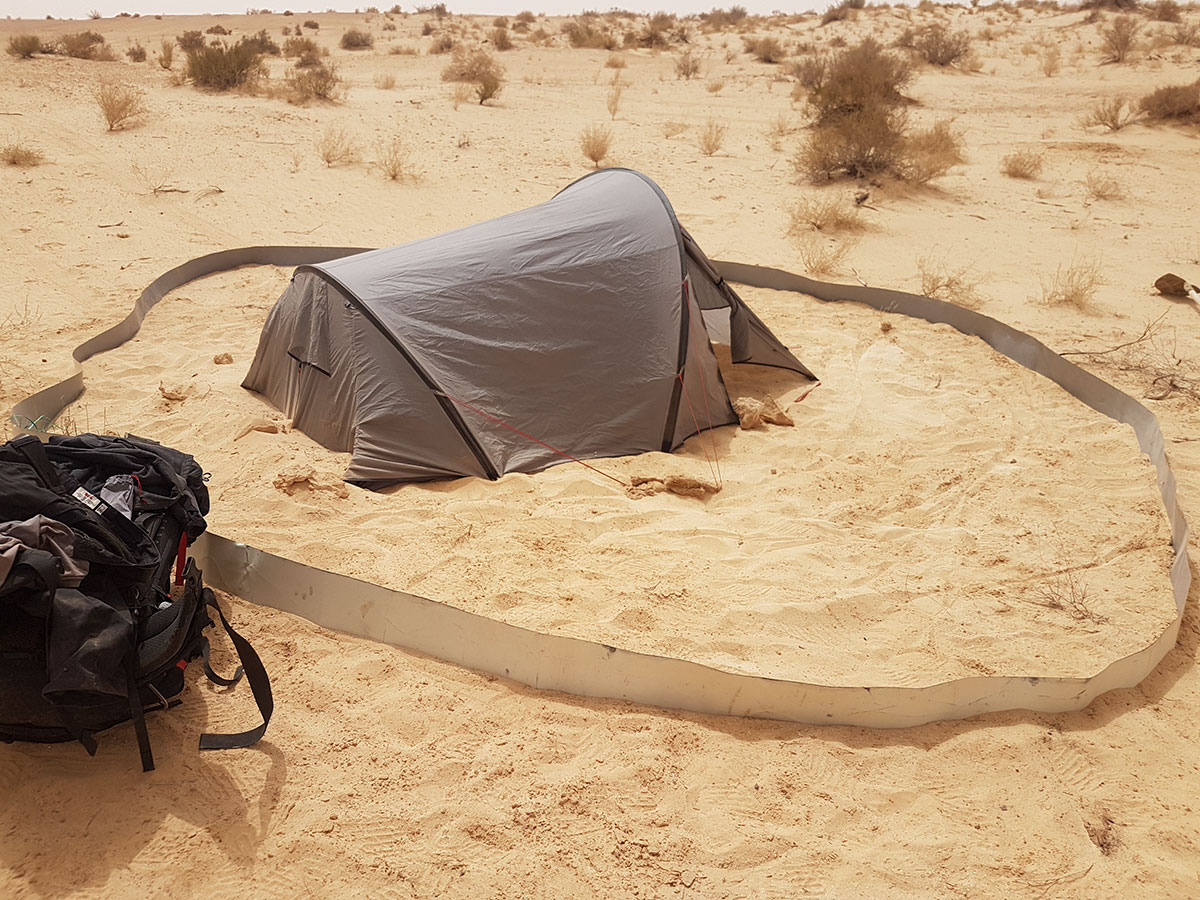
[{"x1": 1, "y1": 5, "x2": 1199, "y2": 898}]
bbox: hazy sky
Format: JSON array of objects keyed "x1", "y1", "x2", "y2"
[{"x1": 7, "y1": 1, "x2": 843, "y2": 23}]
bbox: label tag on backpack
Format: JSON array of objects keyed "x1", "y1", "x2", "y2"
[{"x1": 73, "y1": 486, "x2": 110, "y2": 516}]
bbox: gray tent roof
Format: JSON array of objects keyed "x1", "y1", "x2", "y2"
[{"x1": 244, "y1": 169, "x2": 811, "y2": 485}]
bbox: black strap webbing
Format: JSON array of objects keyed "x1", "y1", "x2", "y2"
[
  {"x1": 11, "y1": 434, "x2": 62, "y2": 490},
  {"x1": 201, "y1": 636, "x2": 244, "y2": 687},
  {"x1": 198, "y1": 592, "x2": 273, "y2": 751},
  {"x1": 126, "y1": 649, "x2": 155, "y2": 772}
]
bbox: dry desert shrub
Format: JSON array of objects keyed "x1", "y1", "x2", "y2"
[
  {"x1": 283, "y1": 36, "x2": 319, "y2": 58},
  {"x1": 917, "y1": 255, "x2": 985, "y2": 308},
  {"x1": 375, "y1": 133, "x2": 416, "y2": 180},
  {"x1": 374, "y1": 72, "x2": 397, "y2": 89},
  {"x1": 662, "y1": 120, "x2": 688, "y2": 138},
  {"x1": 1169, "y1": 22, "x2": 1200, "y2": 46},
  {"x1": 245, "y1": 29, "x2": 279, "y2": 55},
  {"x1": 205, "y1": 24, "x2": 231, "y2": 35},
  {"x1": 1149, "y1": 0, "x2": 1183, "y2": 22},
  {"x1": 304, "y1": 19, "x2": 320, "y2": 30},
  {"x1": 125, "y1": 43, "x2": 146, "y2": 62},
  {"x1": 285, "y1": 61, "x2": 344, "y2": 103},
  {"x1": 1035, "y1": 258, "x2": 1104, "y2": 309},
  {"x1": 1137, "y1": 80, "x2": 1200, "y2": 121},
  {"x1": 177, "y1": 30, "x2": 205, "y2": 51},
  {"x1": 186, "y1": 40, "x2": 267, "y2": 91},
  {"x1": 786, "y1": 194, "x2": 864, "y2": 233},
  {"x1": 563, "y1": 18, "x2": 618, "y2": 50},
  {"x1": 900, "y1": 120, "x2": 965, "y2": 184},
  {"x1": 429, "y1": 34, "x2": 456, "y2": 54},
  {"x1": 93, "y1": 82, "x2": 148, "y2": 131},
  {"x1": 794, "y1": 233, "x2": 856, "y2": 276},
  {"x1": 1000, "y1": 148, "x2": 1044, "y2": 178},
  {"x1": 706, "y1": 78, "x2": 725, "y2": 94},
  {"x1": 744, "y1": 35, "x2": 784, "y2": 63},
  {"x1": 1084, "y1": 170, "x2": 1125, "y2": 201},
  {"x1": 58, "y1": 32, "x2": 115, "y2": 60},
  {"x1": 1080, "y1": 96, "x2": 1136, "y2": 130},
  {"x1": 7, "y1": 35, "x2": 42, "y2": 59},
  {"x1": 675, "y1": 49, "x2": 702, "y2": 80},
  {"x1": 315, "y1": 125, "x2": 360, "y2": 166},
  {"x1": 908, "y1": 24, "x2": 973, "y2": 67},
  {"x1": 605, "y1": 53, "x2": 626, "y2": 68},
  {"x1": 1, "y1": 139, "x2": 45, "y2": 167},
  {"x1": 491, "y1": 27, "x2": 513, "y2": 50},
  {"x1": 820, "y1": 3, "x2": 854, "y2": 26},
  {"x1": 793, "y1": 39, "x2": 922, "y2": 182},
  {"x1": 441, "y1": 47, "x2": 505, "y2": 104},
  {"x1": 697, "y1": 118, "x2": 728, "y2": 156},
  {"x1": 158, "y1": 39, "x2": 174, "y2": 70},
  {"x1": 1100, "y1": 15, "x2": 1139, "y2": 63},
  {"x1": 340, "y1": 29, "x2": 375, "y2": 50},
  {"x1": 580, "y1": 123, "x2": 613, "y2": 167}
]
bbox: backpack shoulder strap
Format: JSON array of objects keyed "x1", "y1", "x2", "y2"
[
  {"x1": 197, "y1": 590, "x2": 273, "y2": 751},
  {"x1": 11, "y1": 434, "x2": 62, "y2": 491}
]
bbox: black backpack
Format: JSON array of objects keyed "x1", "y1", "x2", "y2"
[{"x1": 0, "y1": 433, "x2": 272, "y2": 771}]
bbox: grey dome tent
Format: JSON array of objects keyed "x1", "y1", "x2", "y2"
[{"x1": 242, "y1": 168, "x2": 813, "y2": 486}]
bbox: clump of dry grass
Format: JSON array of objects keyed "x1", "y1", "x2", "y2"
[
  {"x1": 1079, "y1": 96, "x2": 1136, "y2": 131},
  {"x1": 1, "y1": 138, "x2": 46, "y2": 167},
  {"x1": 1039, "y1": 45, "x2": 1061, "y2": 77},
  {"x1": 697, "y1": 118, "x2": 727, "y2": 156},
  {"x1": 315, "y1": 125, "x2": 360, "y2": 167},
  {"x1": 605, "y1": 53, "x2": 626, "y2": 69},
  {"x1": 675, "y1": 49, "x2": 702, "y2": 80},
  {"x1": 706, "y1": 78, "x2": 724, "y2": 94},
  {"x1": 1149, "y1": 0, "x2": 1182, "y2": 23},
  {"x1": 126, "y1": 43, "x2": 147, "y2": 62},
  {"x1": 794, "y1": 233, "x2": 857, "y2": 276},
  {"x1": 375, "y1": 133, "x2": 416, "y2": 180},
  {"x1": 1000, "y1": 148, "x2": 1044, "y2": 179},
  {"x1": 429, "y1": 34, "x2": 456, "y2": 54},
  {"x1": 765, "y1": 114, "x2": 796, "y2": 152},
  {"x1": 606, "y1": 80, "x2": 623, "y2": 120},
  {"x1": 285, "y1": 61, "x2": 345, "y2": 103},
  {"x1": 1169, "y1": 22, "x2": 1200, "y2": 47},
  {"x1": 374, "y1": 72, "x2": 397, "y2": 89},
  {"x1": 786, "y1": 195, "x2": 864, "y2": 234},
  {"x1": 7, "y1": 35, "x2": 42, "y2": 59},
  {"x1": 158, "y1": 39, "x2": 174, "y2": 70},
  {"x1": 662, "y1": 120, "x2": 688, "y2": 139},
  {"x1": 917, "y1": 255, "x2": 986, "y2": 308},
  {"x1": 1028, "y1": 569, "x2": 1108, "y2": 625},
  {"x1": 1034, "y1": 258, "x2": 1105, "y2": 309},
  {"x1": 94, "y1": 82, "x2": 148, "y2": 131},
  {"x1": 580, "y1": 123, "x2": 613, "y2": 168},
  {"x1": 1100, "y1": 15, "x2": 1140, "y2": 63},
  {"x1": 1084, "y1": 170, "x2": 1125, "y2": 201}
]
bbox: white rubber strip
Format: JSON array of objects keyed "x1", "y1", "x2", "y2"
[{"x1": 10, "y1": 247, "x2": 1190, "y2": 727}]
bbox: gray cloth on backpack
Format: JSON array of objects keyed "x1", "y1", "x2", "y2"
[
  {"x1": 0, "y1": 516, "x2": 90, "y2": 587},
  {"x1": 100, "y1": 475, "x2": 138, "y2": 520}
]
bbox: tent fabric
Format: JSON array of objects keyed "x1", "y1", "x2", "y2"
[{"x1": 243, "y1": 168, "x2": 812, "y2": 486}]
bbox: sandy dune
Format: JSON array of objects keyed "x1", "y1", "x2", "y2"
[{"x1": 2, "y1": 6, "x2": 1199, "y2": 898}]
